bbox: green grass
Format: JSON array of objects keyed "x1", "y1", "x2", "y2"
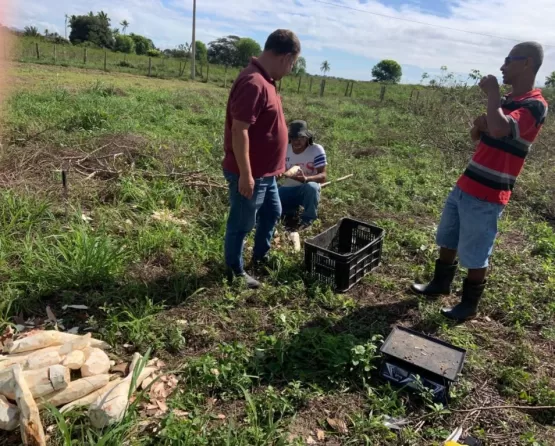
[
  {"x1": 9, "y1": 36, "x2": 432, "y2": 100},
  {"x1": 0, "y1": 62, "x2": 555, "y2": 446}
]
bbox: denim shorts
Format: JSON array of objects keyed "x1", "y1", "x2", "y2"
[{"x1": 436, "y1": 186, "x2": 505, "y2": 269}]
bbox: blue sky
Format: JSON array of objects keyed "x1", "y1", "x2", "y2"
[{"x1": 9, "y1": 0, "x2": 555, "y2": 84}]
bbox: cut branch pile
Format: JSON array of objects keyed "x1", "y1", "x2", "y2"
[
  {"x1": 0, "y1": 329, "x2": 165, "y2": 445},
  {"x1": 0, "y1": 136, "x2": 226, "y2": 192}
]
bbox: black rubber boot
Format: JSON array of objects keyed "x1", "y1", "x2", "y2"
[
  {"x1": 410, "y1": 260, "x2": 458, "y2": 297},
  {"x1": 441, "y1": 279, "x2": 485, "y2": 322}
]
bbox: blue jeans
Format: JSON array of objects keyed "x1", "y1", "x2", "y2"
[
  {"x1": 436, "y1": 186, "x2": 505, "y2": 269},
  {"x1": 279, "y1": 182, "x2": 321, "y2": 224},
  {"x1": 224, "y1": 171, "x2": 282, "y2": 274}
]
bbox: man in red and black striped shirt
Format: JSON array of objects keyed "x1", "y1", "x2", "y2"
[{"x1": 412, "y1": 42, "x2": 548, "y2": 322}]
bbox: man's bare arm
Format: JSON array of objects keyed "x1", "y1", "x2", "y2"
[
  {"x1": 231, "y1": 119, "x2": 255, "y2": 199},
  {"x1": 306, "y1": 166, "x2": 327, "y2": 184},
  {"x1": 470, "y1": 126, "x2": 482, "y2": 142},
  {"x1": 479, "y1": 75, "x2": 511, "y2": 138}
]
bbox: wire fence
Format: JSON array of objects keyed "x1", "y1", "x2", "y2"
[{"x1": 9, "y1": 37, "x2": 434, "y2": 102}]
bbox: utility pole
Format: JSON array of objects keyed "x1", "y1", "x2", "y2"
[{"x1": 190, "y1": 0, "x2": 196, "y2": 80}]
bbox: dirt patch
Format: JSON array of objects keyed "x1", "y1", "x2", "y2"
[
  {"x1": 497, "y1": 229, "x2": 529, "y2": 253},
  {"x1": 352, "y1": 147, "x2": 386, "y2": 158},
  {"x1": 288, "y1": 393, "x2": 365, "y2": 445}
]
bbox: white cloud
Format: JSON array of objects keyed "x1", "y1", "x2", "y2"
[{"x1": 7, "y1": 0, "x2": 555, "y2": 83}]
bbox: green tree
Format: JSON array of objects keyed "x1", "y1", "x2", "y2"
[
  {"x1": 545, "y1": 71, "x2": 555, "y2": 88},
  {"x1": 114, "y1": 35, "x2": 135, "y2": 54},
  {"x1": 195, "y1": 41, "x2": 208, "y2": 63},
  {"x1": 372, "y1": 59, "x2": 402, "y2": 83},
  {"x1": 235, "y1": 37, "x2": 261, "y2": 67},
  {"x1": 208, "y1": 35, "x2": 240, "y2": 67},
  {"x1": 120, "y1": 20, "x2": 130, "y2": 35},
  {"x1": 23, "y1": 26, "x2": 40, "y2": 37},
  {"x1": 293, "y1": 56, "x2": 307, "y2": 76},
  {"x1": 69, "y1": 12, "x2": 114, "y2": 48},
  {"x1": 321, "y1": 60, "x2": 330, "y2": 76},
  {"x1": 469, "y1": 69, "x2": 482, "y2": 84},
  {"x1": 129, "y1": 33, "x2": 155, "y2": 55}
]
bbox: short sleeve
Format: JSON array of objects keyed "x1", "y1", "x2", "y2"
[
  {"x1": 507, "y1": 100, "x2": 547, "y2": 142},
  {"x1": 230, "y1": 79, "x2": 266, "y2": 125},
  {"x1": 313, "y1": 144, "x2": 327, "y2": 168}
]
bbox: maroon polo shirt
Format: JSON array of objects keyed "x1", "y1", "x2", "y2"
[{"x1": 222, "y1": 58, "x2": 288, "y2": 178}]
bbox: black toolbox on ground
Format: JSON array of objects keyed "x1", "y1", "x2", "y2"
[
  {"x1": 304, "y1": 218, "x2": 384, "y2": 292},
  {"x1": 379, "y1": 326, "x2": 467, "y2": 403}
]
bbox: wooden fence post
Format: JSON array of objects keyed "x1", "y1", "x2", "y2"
[
  {"x1": 344, "y1": 81, "x2": 350, "y2": 97},
  {"x1": 415, "y1": 90, "x2": 420, "y2": 103},
  {"x1": 148, "y1": 57, "x2": 152, "y2": 76},
  {"x1": 83, "y1": 48, "x2": 87, "y2": 65},
  {"x1": 206, "y1": 63, "x2": 210, "y2": 82},
  {"x1": 104, "y1": 50, "x2": 107, "y2": 71},
  {"x1": 297, "y1": 75, "x2": 302, "y2": 93},
  {"x1": 309, "y1": 76, "x2": 313, "y2": 93},
  {"x1": 35, "y1": 42, "x2": 40, "y2": 60},
  {"x1": 349, "y1": 81, "x2": 354, "y2": 97},
  {"x1": 53, "y1": 44, "x2": 57, "y2": 64},
  {"x1": 380, "y1": 84, "x2": 386, "y2": 102},
  {"x1": 319, "y1": 79, "x2": 326, "y2": 97}
]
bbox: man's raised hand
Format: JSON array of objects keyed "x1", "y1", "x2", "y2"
[{"x1": 479, "y1": 75, "x2": 500, "y2": 95}]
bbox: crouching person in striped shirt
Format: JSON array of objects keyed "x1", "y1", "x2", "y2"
[
  {"x1": 279, "y1": 120, "x2": 328, "y2": 229},
  {"x1": 412, "y1": 41, "x2": 548, "y2": 322}
]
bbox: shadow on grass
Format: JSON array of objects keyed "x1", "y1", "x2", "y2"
[{"x1": 253, "y1": 296, "x2": 420, "y2": 391}]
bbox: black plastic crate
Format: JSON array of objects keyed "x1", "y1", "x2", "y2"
[{"x1": 305, "y1": 218, "x2": 384, "y2": 292}]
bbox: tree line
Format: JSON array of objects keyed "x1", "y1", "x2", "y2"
[
  {"x1": 21, "y1": 12, "x2": 555, "y2": 86},
  {"x1": 19, "y1": 11, "x2": 264, "y2": 68}
]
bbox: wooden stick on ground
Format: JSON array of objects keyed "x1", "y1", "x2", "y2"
[
  {"x1": 454, "y1": 404, "x2": 555, "y2": 413},
  {"x1": 12, "y1": 364, "x2": 46, "y2": 446},
  {"x1": 322, "y1": 174, "x2": 354, "y2": 188}
]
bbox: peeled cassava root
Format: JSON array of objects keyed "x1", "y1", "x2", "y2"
[
  {"x1": 8, "y1": 332, "x2": 109, "y2": 355},
  {"x1": 60, "y1": 377, "x2": 122, "y2": 413},
  {"x1": 81, "y1": 348, "x2": 110, "y2": 377},
  {"x1": 0, "y1": 365, "x2": 70, "y2": 400},
  {"x1": 38, "y1": 374, "x2": 110, "y2": 409},
  {"x1": 13, "y1": 364, "x2": 46, "y2": 446},
  {"x1": 283, "y1": 165, "x2": 302, "y2": 178},
  {"x1": 0, "y1": 333, "x2": 96, "y2": 374},
  {"x1": 62, "y1": 350, "x2": 86, "y2": 370},
  {"x1": 89, "y1": 353, "x2": 156, "y2": 428},
  {"x1": 0, "y1": 395, "x2": 19, "y2": 431}
]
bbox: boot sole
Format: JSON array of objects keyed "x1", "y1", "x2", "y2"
[
  {"x1": 440, "y1": 311, "x2": 477, "y2": 322},
  {"x1": 409, "y1": 287, "x2": 450, "y2": 298}
]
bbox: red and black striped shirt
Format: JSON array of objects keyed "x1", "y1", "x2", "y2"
[{"x1": 457, "y1": 89, "x2": 548, "y2": 205}]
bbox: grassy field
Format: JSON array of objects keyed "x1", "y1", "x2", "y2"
[
  {"x1": 0, "y1": 61, "x2": 554, "y2": 445},
  {"x1": 9, "y1": 36, "x2": 424, "y2": 100}
]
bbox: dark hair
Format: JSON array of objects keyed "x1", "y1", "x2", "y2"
[
  {"x1": 264, "y1": 29, "x2": 301, "y2": 56},
  {"x1": 288, "y1": 136, "x2": 314, "y2": 146}
]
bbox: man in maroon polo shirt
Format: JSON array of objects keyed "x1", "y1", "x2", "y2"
[{"x1": 223, "y1": 29, "x2": 300, "y2": 288}]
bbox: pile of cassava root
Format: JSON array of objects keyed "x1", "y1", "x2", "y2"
[{"x1": 0, "y1": 330, "x2": 161, "y2": 445}]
